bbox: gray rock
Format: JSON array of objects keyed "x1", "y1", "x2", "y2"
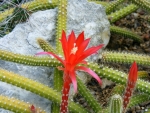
[{"x1": 0, "y1": 0, "x2": 110, "y2": 112}]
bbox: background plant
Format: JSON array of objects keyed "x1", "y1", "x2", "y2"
[{"x1": 0, "y1": 0, "x2": 150, "y2": 113}]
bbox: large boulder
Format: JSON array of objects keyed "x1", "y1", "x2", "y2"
[{"x1": 0, "y1": 0, "x2": 110, "y2": 112}]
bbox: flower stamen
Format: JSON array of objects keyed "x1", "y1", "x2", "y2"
[{"x1": 71, "y1": 43, "x2": 78, "y2": 55}]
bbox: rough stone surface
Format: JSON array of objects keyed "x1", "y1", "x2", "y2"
[{"x1": 0, "y1": 0, "x2": 110, "y2": 112}]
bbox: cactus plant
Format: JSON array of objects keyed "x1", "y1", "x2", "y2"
[{"x1": 0, "y1": 0, "x2": 150, "y2": 113}]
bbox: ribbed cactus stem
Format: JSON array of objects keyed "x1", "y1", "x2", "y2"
[
  {"x1": 108, "y1": 4, "x2": 138, "y2": 23},
  {"x1": 138, "y1": 71, "x2": 149, "y2": 79},
  {"x1": 128, "y1": 94, "x2": 150, "y2": 108},
  {"x1": 77, "y1": 77, "x2": 102, "y2": 112},
  {"x1": 0, "y1": 68, "x2": 88, "y2": 113},
  {"x1": 0, "y1": 0, "x2": 58, "y2": 23},
  {"x1": 88, "y1": 0, "x2": 108, "y2": 7},
  {"x1": 37, "y1": 38, "x2": 56, "y2": 53},
  {"x1": 102, "y1": 51, "x2": 150, "y2": 66},
  {"x1": 56, "y1": 0, "x2": 67, "y2": 54},
  {"x1": 110, "y1": 26, "x2": 142, "y2": 43},
  {"x1": 0, "y1": 49, "x2": 61, "y2": 67},
  {"x1": 105, "y1": 0, "x2": 125, "y2": 14},
  {"x1": 131, "y1": 0, "x2": 150, "y2": 11},
  {"x1": 111, "y1": 85, "x2": 125, "y2": 95},
  {"x1": 109, "y1": 94, "x2": 123, "y2": 113},
  {"x1": 52, "y1": 68, "x2": 63, "y2": 113},
  {"x1": 0, "y1": 95, "x2": 45, "y2": 113}
]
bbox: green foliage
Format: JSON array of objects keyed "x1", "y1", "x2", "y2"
[
  {"x1": 131, "y1": 0, "x2": 150, "y2": 11},
  {"x1": 109, "y1": 94, "x2": 123, "y2": 113},
  {"x1": 110, "y1": 25, "x2": 142, "y2": 43},
  {"x1": 108, "y1": 4, "x2": 138, "y2": 23},
  {"x1": 0, "y1": 95, "x2": 46, "y2": 113},
  {"x1": 105, "y1": 0, "x2": 125, "y2": 14},
  {"x1": 102, "y1": 51, "x2": 150, "y2": 66},
  {"x1": 77, "y1": 77, "x2": 102, "y2": 112}
]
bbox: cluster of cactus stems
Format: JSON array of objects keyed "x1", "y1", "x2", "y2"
[{"x1": 0, "y1": 0, "x2": 150, "y2": 113}]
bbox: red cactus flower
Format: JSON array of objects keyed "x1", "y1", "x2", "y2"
[
  {"x1": 123, "y1": 61, "x2": 138, "y2": 112},
  {"x1": 36, "y1": 30, "x2": 104, "y2": 113}
]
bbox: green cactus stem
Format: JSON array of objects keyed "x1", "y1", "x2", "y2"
[
  {"x1": 130, "y1": 0, "x2": 150, "y2": 11},
  {"x1": 105, "y1": 0, "x2": 125, "y2": 14},
  {"x1": 0, "y1": 68, "x2": 88, "y2": 113},
  {"x1": 138, "y1": 71, "x2": 149, "y2": 79},
  {"x1": 0, "y1": 0, "x2": 58, "y2": 23},
  {"x1": 109, "y1": 94, "x2": 123, "y2": 113},
  {"x1": 110, "y1": 26, "x2": 142, "y2": 43},
  {"x1": 56, "y1": 0, "x2": 67, "y2": 54},
  {"x1": 0, "y1": 95, "x2": 45, "y2": 113},
  {"x1": 128, "y1": 94, "x2": 150, "y2": 108},
  {"x1": 108, "y1": 4, "x2": 138, "y2": 23},
  {"x1": 102, "y1": 51, "x2": 150, "y2": 66},
  {"x1": 77, "y1": 77, "x2": 102, "y2": 112},
  {"x1": 88, "y1": 0, "x2": 108, "y2": 7},
  {"x1": 111, "y1": 85, "x2": 125, "y2": 95},
  {"x1": 52, "y1": 68, "x2": 63, "y2": 113},
  {"x1": 0, "y1": 49, "x2": 61, "y2": 67},
  {"x1": 37, "y1": 38, "x2": 56, "y2": 54}
]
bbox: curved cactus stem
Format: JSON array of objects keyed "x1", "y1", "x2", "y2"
[
  {"x1": 108, "y1": 4, "x2": 138, "y2": 23},
  {"x1": 0, "y1": 95, "x2": 45, "y2": 113},
  {"x1": 0, "y1": 68, "x2": 88, "y2": 113},
  {"x1": 109, "y1": 94, "x2": 123, "y2": 113},
  {"x1": 102, "y1": 51, "x2": 150, "y2": 66},
  {"x1": 110, "y1": 26, "x2": 142, "y2": 43},
  {"x1": 77, "y1": 77, "x2": 102, "y2": 112}
]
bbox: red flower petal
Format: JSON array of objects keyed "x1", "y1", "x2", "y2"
[
  {"x1": 69, "y1": 71, "x2": 77, "y2": 93},
  {"x1": 75, "y1": 38, "x2": 90, "y2": 58},
  {"x1": 75, "y1": 31, "x2": 84, "y2": 47},
  {"x1": 68, "y1": 31, "x2": 76, "y2": 55},
  {"x1": 36, "y1": 52, "x2": 65, "y2": 66},
  {"x1": 76, "y1": 66, "x2": 102, "y2": 86},
  {"x1": 76, "y1": 44, "x2": 104, "y2": 64}
]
